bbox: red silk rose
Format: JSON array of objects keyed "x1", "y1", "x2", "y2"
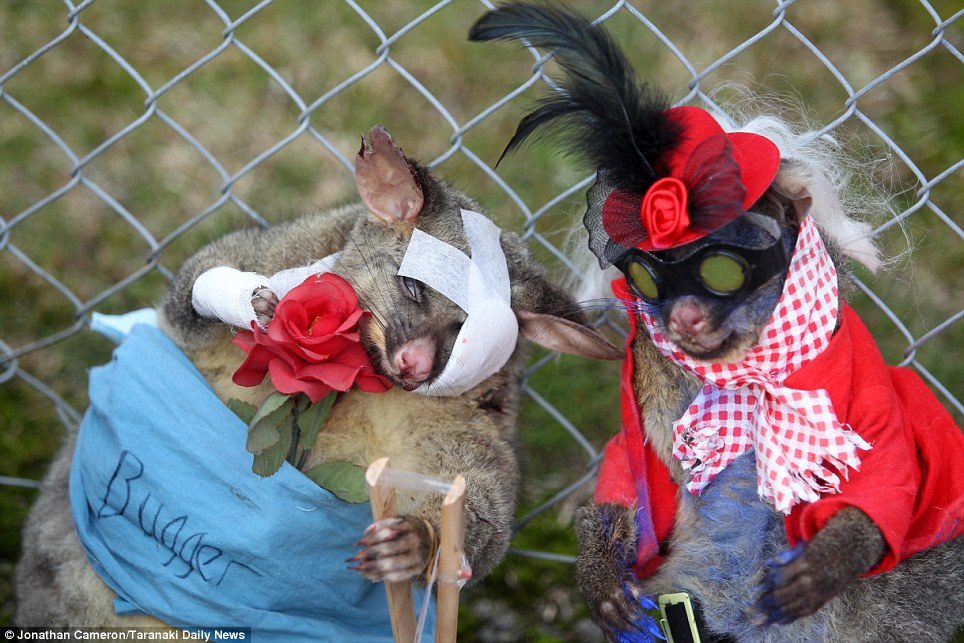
[
  {"x1": 639, "y1": 177, "x2": 690, "y2": 250},
  {"x1": 232, "y1": 273, "x2": 392, "y2": 403}
]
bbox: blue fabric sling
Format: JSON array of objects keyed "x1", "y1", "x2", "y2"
[{"x1": 69, "y1": 314, "x2": 434, "y2": 641}]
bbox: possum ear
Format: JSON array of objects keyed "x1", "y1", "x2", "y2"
[
  {"x1": 775, "y1": 160, "x2": 882, "y2": 272},
  {"x1": 355, "y1": 125, "x2": 424, "y2": 223},
  {"x1": 770, "y1": 164, "x2": 814, "y2": 224},
  {"x1": 517, "y1": 309, "x2": 623, "y2": 360},
  {"x1": 503, "y1": 234, "x2": 622, "y2": 360},
  {"x1": 790, "y1": 192, "x2": 813, "y2": 223}
]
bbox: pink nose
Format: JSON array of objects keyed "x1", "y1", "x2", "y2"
[
  {"x1": 393, "y1": 337, "x2": 436, "y2": 383},
  {"x1": 668, "y1": 301, "x2": 707, "y2": 338}
]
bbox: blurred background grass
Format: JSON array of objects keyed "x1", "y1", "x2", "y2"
[{"x1": 1, "y1": 0, "x2": 961, "y2": 639}]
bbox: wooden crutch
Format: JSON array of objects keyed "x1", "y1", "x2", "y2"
[
  {"x1": 366, "y1": 457, "x2": 418, "y2": 643},
  {"x1": 433, "y1": 474, "x2": 466, "y2": 643},
  {"x1": 365, "y1": 458, "x2": 468, "y2": 643}
]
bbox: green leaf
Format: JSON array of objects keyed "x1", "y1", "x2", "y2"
[
  {"x1": 252, "y1": 417, "x2": 293, "y2": 477},
  {"x1": 297, "y1": 393, "x2": 336, "y2": 451},
  {"x1": 227, "y1": 399, "x2": 257, "y2": 425},
  {"x1": 252, "y1": 391, "x2": 292, "y2": 425},
  {"x1": 246, "y1": 412, "x2": 283, "y2": 454},
  {"x1": 246, "y1": 394, "x2": 295, "y2": 454},
  {"x1": 303, "y1": 461, "x2": 369, "y2": 503}
]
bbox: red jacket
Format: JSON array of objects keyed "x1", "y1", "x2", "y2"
[{"x1": 596, "y1": 285, "x2": 964, "y2": 577}]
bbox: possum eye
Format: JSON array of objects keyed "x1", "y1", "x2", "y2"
[{"x1": 399, "y1": 276, "x2": 422, "y2": 302}]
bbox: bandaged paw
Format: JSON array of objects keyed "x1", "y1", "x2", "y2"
[
  {"x1": 192, "y1": 266, "x2": 268, "y2": 330},
  {"x1": 192, "y1": 256, "x2": 340, "y2": 330}
]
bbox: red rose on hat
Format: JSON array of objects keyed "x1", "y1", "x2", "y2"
[
  {"x1": 599, "y1": 106, "x2": 781, "y2": 253},
  {"x1": 640, "y1": 177, "x2": 690, "y2": 249}
]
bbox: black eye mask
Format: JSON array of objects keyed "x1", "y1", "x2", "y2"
[{"x1": 618, "y1": 215, "x2": 792, "y2": 302}]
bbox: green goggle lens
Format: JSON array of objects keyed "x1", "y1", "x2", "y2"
[
  {"x1": 698, "y1": 253, "x2": 747, "y2": 294},
  {"x1": 627, "y1": 261, "x2": 659, "y2": 300}
]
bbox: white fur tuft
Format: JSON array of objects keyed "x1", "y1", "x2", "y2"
[{"x1": 714, "y1": 92, "x2": 896, "y2": 273}]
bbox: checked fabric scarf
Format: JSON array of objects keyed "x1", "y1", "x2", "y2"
[{"x1": 640, "y1": 216, "x2": 872, "y2": 513}]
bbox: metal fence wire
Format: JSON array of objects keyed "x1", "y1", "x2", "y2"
[{"x1": 1, "y1": 0, "x2": 961, "y2": 636}]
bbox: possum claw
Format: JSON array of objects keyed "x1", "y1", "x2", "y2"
[
  {"x1": 766, "y1": 543, "x2": 805, "y2": 568},
  {"x1": 348, "y1": 516, "x2": 432, "y2": 582},
  {"x1": 252, "y1": 287, "x2": 278, "y2": 328}
]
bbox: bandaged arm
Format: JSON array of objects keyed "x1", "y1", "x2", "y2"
[{"x1": 191, "y1": 257, "x2": 338, "y2": 330}]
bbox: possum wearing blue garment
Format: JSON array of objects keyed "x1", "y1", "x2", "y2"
[
  {"x1": 471, "y1": 4, "x2": 964, "y2": 642},
  {"x1": 14, "y1": 125, "x2": 620, "y2": 637}
]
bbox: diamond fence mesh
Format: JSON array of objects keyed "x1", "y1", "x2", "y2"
[{"x1": 1, "y1": 0, "x2": 961, "y2": 636}]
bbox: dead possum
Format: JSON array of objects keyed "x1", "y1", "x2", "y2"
[
  {"x1": 15, "y1": 125, "x2": 621, "y2": 628},
  {"x1": 471, "y1": 4, "x2": 964, "y2": 642}
]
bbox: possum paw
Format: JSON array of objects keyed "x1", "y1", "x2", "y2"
[
  {"x1": 597, "y1": 586, "x2": 665, "y2": 642},
  {"x1": 251, "y1": 287, "x2": 278, "y2": 328},
  {"x1": 753, "y1": 542, "x2": 852, "y2": 626},
  {"x1": 347, "y1": 516, "x2": 433, "y2": 582},
  {"x1": 752, "y1": 543, "x2": 806, "y2": 625},
  {"x1": 575, "y1": 503, "x2": 663, "y2": 640},
  {"x1": 752, "y1": 545, "x2": 847, "y2": 625},
  {"x1": 753, "y1": 507, "x2": 885, "y2": 627}
]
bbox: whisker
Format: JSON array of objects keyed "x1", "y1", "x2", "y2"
[{"x1": 576, "y1": 297, "x2": 628, "y2": 312}]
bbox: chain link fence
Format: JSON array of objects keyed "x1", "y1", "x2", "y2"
[{"x1": 1, "y1": 0, "x2": 961, "y2": 636}]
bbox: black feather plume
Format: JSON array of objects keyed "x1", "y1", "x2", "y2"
[{"x1": 469, "y1": 2, "x2": 682, "y2": 187}]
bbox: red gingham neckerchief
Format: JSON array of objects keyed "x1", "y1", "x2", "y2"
[{"x1": 640, "y1": 216, "x2": 871, "y2": 513}]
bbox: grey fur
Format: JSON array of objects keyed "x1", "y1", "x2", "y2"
[{"x1": 15, "y1": 127, "x2": 620, "y2": 627}]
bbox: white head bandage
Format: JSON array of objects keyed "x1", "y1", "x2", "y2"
[
  {"x1": 398, "y1": 209, "x2": 518, "y2": 397},
  {"x1": 191, "y1": 210, "x2": 516, "y2": 398}
]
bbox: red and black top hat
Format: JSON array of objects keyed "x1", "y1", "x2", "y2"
[
  {"x1": 586, "y1": 106, "x2": 781, "y2": 266},
  {"x1": 469, "y1": 3, "x2": 783, "y2": 266}
]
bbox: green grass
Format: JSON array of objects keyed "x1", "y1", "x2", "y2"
[{"x1": 1, "y1": 0, "x2": 961, "y2": 638}]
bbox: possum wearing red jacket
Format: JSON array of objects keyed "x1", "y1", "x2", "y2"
[
  {"x1": 600, "y1": 282, "x2": 964, "y2": 581},
  {"x1": 471, "y1": 4, "x2": 964, "y2": 642}
]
